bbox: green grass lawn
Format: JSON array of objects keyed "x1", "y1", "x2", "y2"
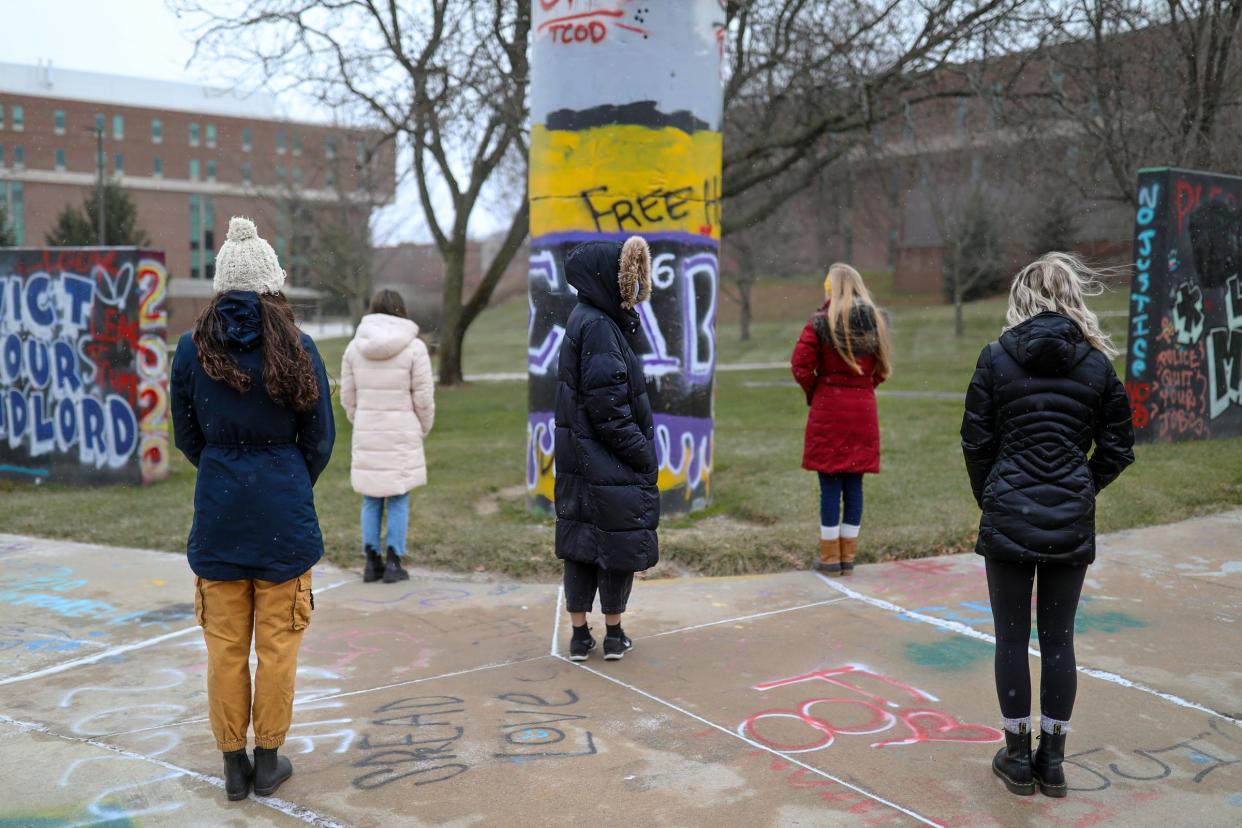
[{"x1": 2, "y1": 279, "x2": 1239, "y2": 579}]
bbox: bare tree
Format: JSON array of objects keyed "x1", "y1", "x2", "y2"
[
  {"x1": 1002, "y1": 0, "x2": 1242, "y2": 206},
  {"x1": 719, "y1": 0, "x2": 1028, "y2": 233},
  {"x1": 175, "y1": 0, "x2": 530, "y2": 385}
]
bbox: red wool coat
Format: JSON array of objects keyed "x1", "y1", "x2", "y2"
[{"x1": 791, "y1": 310, "x2": 885, "y2": 474}]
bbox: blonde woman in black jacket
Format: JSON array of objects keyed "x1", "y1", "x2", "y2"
[{"x1": 961, "y1": 252, "x2": 1134, "y2": 798}]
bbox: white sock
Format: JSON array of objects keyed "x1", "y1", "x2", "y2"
[
  {"x1": 841, "y1": 523, "x2": 861, "y2": 539},
  {"x1": 1041, "y1": 716, "x2": 1070, "y2": 735},
  {"x1": 820, "y1": 525, "x2": 840, "y2": 541},
  {"x1": 1002, "y1": 715, "x2": 1031, "y2": 735}
]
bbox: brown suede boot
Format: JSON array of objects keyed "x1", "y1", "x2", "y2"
[
  {"x1": 815, "y1": 538, "x2": 841, "y2": 574},
  {"x1": 840, "y1": 537, "x2": 858, "y2": 574}
]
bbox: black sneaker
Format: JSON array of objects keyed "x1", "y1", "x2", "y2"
[
  {"x1": 569, "y1": 627, "x2": 596, "y2": 662},
  {"x1": 603, "y1": 629, "x2": 633, "y2": 661},
  {"x1": 383, "y1": 547, "x2": 409, "y2": 583}
]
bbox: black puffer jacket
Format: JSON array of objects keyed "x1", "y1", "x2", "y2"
[
  {"x1": 961, "y1": 312, "x2": 1134, "y2": 565},
  {"x1": 554, "y1": 241, "x2": 660, "y2": 572}
]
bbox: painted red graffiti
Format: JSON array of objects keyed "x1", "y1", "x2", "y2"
[
  {"x1": 537, "y1": 2, "x2": 649, "y2": 44},
  {"x1": 1153, "y1": 341, "x2": 1209, "y2": 439},
  {"x1": 1126, "y1": 380, "x2": 1153, "y2": 429},
  {"x1": 1175, "y1": 177, "x2": 1238, "y2": 234},
  {"x1": 738, "y1": 665, "x2": 1002, "y2": 753}
]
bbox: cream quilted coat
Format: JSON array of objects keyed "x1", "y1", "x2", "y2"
[{"x1": 341, "y1": 313, "x2": 435, "y2": 497}]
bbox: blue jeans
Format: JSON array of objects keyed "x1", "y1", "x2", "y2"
[
  {"x1": 361, "y1": 494, "x2": 409, "y2": 556},
  {"x1": 818, "y1": 472, "x2": 864, "y2": 527}
]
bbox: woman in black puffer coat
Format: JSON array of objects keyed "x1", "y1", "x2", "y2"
[
  {"x1": 555, "y1": 236, "x2": 657, "y2": 663},
  {"x1": 961, "y1": 252, "x2": 1134, "y2": 799}
]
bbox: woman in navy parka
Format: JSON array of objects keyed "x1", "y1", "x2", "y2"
[{"x1": 171, "y1": 217, "x2": 334, "y2": 802}]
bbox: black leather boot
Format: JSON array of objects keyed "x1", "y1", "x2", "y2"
[
  {"x1": 991, "y1": 726, "x2": 1035, "y2": 795},
  {"x1": 1033, "y1": 728, "x2": 1069, "y2": 797},
  {"x1": 363, "y1": 546, "x2": 383, "y2": 582},
  {"x1": 383, "y1": 546, "x2": 409, "y2": 583},
  {"x1": 223, "y1": 748, "x2": 252, "y2": 801},
  {"x1": 253, "y1": 746, "x2": 293, "y2": 797}
]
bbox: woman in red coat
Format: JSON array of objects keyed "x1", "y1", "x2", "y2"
[{"x1": 791, "y1": 263, "x2": 892, "y2": 574}]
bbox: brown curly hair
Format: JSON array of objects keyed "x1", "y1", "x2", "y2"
[{"x1": 192, "y1": 293, "x2": 321, "y2": 411}]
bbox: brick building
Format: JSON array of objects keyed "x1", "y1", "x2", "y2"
[{"x1": 0, "y1": 61, "x2": 395, "y2": 332}]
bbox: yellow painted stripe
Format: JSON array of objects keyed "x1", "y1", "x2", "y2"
[{"x1": 530, "y1": 123, "x2": 722, "y2": 239}]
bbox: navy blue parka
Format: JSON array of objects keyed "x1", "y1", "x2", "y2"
[{"x1": 171, "y1": 292, "x2": 335, "y2": 582}]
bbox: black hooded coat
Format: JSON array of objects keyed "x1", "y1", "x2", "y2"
[
  {"x1": 554, "y1": 241, "x2": 660, "y2": 572},
  {"x1": 961, "y1": 311, "x2": 1134, "y2": 565}
]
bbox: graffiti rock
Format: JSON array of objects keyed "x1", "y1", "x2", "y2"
[{"x1": 526, "y1": 1, "x2": 725, "y2": 515}]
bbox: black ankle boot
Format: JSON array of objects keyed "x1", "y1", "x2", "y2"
[
  {"x1": 1033, "y1": 728, "x2": 1068, "y2": 797},
  {"x1": 363, "y1": 546, "x2": 383, "y2": 582},
  {"x1": 383, "y1": 546, "x2": 409, "y2": 583},
  {"x1": 992, "y1": 726, "x2": 1035, "y2": 795},
  {"x1": 223, "y1": 748, "x2": 252, "y2": 801},
  {"x1": 253, "y1": 746, "x2": 293, "y2": 797}
]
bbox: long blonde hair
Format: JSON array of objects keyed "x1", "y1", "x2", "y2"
[
  {"x1": 1005, "y1": 252, "x2": 1119, "y2": 358},
  {"x1": 825, "y1": 263, "x2": 893, "y2": 379}
]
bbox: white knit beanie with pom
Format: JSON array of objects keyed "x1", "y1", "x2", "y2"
[{"x1": 213, "y1": 216, "x2": 286, "y2": 295}]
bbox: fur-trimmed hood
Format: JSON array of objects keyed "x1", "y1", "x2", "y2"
[
  {"x1": 811, "y1": 301, "x2": 884, "y2": 355},
  {"x1": 565, "y1": 237, "x2": 652, "y2": 334}
]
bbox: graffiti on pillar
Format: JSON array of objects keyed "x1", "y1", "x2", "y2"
[
  {"x1": 528, "y1": 0, "x2": 724, "y2": 514},
  {"x1": 1125, "y1": 168, "x2": 1242, "y2": 442},
  {"x1": 0, "y1": 248, "x2": 171, "y2": 485}
]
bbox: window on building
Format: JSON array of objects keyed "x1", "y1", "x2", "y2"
[
  {"x1": 189, "y1": 159, "x2": 200, "y2": 181},
  {"x1": 325, "y1": 136, "x2": 336, "y2": 159},
  {"x1": 153, "y1": 156, "x2": 163, "y2": 177},
  {"x1": 55, "y1": 148, "x2": 66, "y2": 170},
  {"x1": 207, "y1": 159, "x2": 217, "y2": 182},
  {"x1": 152, "y1": 118, "x2": 163, "y2": 143},
  {"x1": 11, "y1": 106, "x2": 23, "y2": 131},
  {"x1": 206, "y1": 123, "x2": 217, "y2": 148},
  {"x1": 902, "y1": 101, "x2": 915, "y2": 143},
  {"x1": 292, "y1": 167, "x2": 302, "y2": 187},
  {"x1": 54, "y1": 109, "x2": 65, "y2": 135},
  {"x1": 242, "y1": 163, "x2": 252, "y2": 184},
  {"x1": 13, "y1": 144, "x2": 24, "y2": 168},
  {"x1": 113, "y1": 114, "x2": 124, "y2": 140},
  {"x1": 2, "y1": 181, "x2": 25, "y2": 244},
  {"x1": 95, "y1": 112, "x2": 104, "y2": 133},
  {"x1": 325, "y1": 167, "x2": 336, "y2": 187},
  {"x1": 276, "y1": 164, "x2": 286, "y2": 183},
  {"x1": 0, "y1": 144, "x2": 5, "y2": 165},
  {"x1": 0, "y1": 105, "x2": 5, "y2": 129},
  {"x1": 276, "y1": 131, "x2": 287, "y2": 154},
  {"x1": 292, "y1": 134, "x2": 302, "y2": 156},
  {"x1": 188, "y1": 196, "x2": 215, "y2": 278},
  {"x1": 114, "y1": 153, "x2": 124, "y2": 174},
  {"x1": 887, "y1": 228, "x2": 898, "y2": 268},
  {"x1": 970, "y1": 155, "x2": 983, "y2": 184},
  {"x1": 190, "y1": 195, "x2": 202, "y2": 279},
  {"x1": 189, "y1": 122, "x2": 200, "y2": 146},
  {"x1": 873, "y1": 123, "x2": 885, "y2": 147},
  {"x1": 888, "y1": 165, "x2": 902, "y2": 208},
  {"x1": 242, "y1": 127, "x2": 252, "y2": 151},
  {"x1": 954, "y1": 98, "x2": 968, "y2": 137},
  {"x1": 356, "y1": 141, "x2": 367, "y2": 164},
  {"x1": 988, "y1": 83, "x2": 1003, "y2": 128}
]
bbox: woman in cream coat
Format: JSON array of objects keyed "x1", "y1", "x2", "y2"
[{"x1": 341, "y1": 290, "x2": 435, "y2": 583}]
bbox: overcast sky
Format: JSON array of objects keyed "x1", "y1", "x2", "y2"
[{"x1": 7, "y1": 0, "x2": 489, "y2": 245}]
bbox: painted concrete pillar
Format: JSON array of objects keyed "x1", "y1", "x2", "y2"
[{"x1": 527, "y1": 1, "x2": 725, "y2": 515}]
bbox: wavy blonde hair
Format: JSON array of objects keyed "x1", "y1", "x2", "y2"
[
  {"x1": 826, "y1": 263, "x2": 892, "y2": 379},
  {"x1": 1005, "y1": 252, "x2": 1119, "y2": 358}
]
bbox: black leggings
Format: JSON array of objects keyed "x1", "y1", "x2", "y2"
[
  {"x1": 563, "y1": 560, "x2": 634, "y2": 615},
  {"x1": 986, "y1": 559, "x2": 1087, "y2": 722}
]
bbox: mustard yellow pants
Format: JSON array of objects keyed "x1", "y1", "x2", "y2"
[{"x1": 194, "y1": 572, "x2": 313, "y2": 752}]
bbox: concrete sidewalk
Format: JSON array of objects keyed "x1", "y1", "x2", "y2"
[{"x1": 0, "y1": 511, "x2": 1239, "y2": 827}]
